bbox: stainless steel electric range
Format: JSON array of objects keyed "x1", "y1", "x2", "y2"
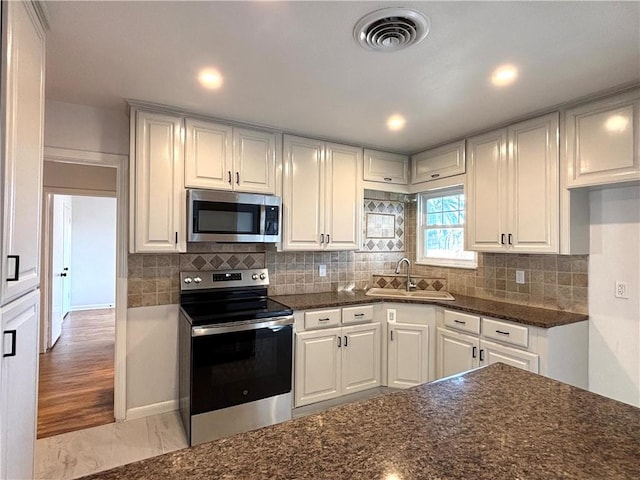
[{"x1": 178, "y1": 268, "x2": 294, "y2": 446}]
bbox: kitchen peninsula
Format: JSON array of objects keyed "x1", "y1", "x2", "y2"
[{"x1": 82, "y1": 363, "x2": 640, "y2": 480}]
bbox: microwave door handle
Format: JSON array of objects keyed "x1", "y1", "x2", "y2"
[{"x1": 259, "y1": 204, "x2": 266, "y2": 236}]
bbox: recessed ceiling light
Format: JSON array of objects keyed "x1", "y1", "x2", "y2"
[
  {"x1": 491, "y1": 64, "x2": 518, "y2": 87},
  {"x1": 198, "y1": 68, "x2": 223, "y2": 89},
  {"x1": 387, "y1": 114, "x2": 406, "y2": 131},
  {"x1": 605, "y1": 114, "x2": 629, "y2": 133}
]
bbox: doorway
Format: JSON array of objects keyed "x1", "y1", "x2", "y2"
[{"x1": 38, "y1": 193, "x2": 118, "y2": 438}]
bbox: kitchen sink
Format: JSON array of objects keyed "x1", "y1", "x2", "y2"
[{"x1": 365, "y1": 288, "x2": 455, "y2": 300}]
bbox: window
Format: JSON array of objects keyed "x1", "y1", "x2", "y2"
[{"x1": 417, "y1": 186, "x2": 477, "y2": 268}]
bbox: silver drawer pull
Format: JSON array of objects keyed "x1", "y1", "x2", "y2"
[
  {"x1": 454, "y1": 319, "x2": 466, "y2": 324},
  {"x1": 318, "y1": 318, "x2": 331, "y2": 322},
  {"x1": 496, "y1": 330, "x2": 510, "y2": 335}
]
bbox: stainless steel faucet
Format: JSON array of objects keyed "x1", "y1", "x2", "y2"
[{"x1": 395, "y1": 257, "x2": 416, "y2": 292}]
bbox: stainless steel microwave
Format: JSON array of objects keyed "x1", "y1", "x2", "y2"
[{"x1": 188, "y1": 190, "x2": 281, "y2": 243}]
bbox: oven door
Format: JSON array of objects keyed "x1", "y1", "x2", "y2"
[{"x1": 190, "y1": 317, "x2": 293, "y2": 415}]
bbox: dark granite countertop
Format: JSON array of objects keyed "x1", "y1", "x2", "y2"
[
  {"x1": 83, "y1": 364, "x2": 640, "y2": 480},
  {"x1": 271, "y1": 291, "x2": 588, "y2": 328}
]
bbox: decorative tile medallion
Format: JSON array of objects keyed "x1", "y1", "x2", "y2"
[{"x1": 362, "y1": 200, "x2": 405, "y2": 252}]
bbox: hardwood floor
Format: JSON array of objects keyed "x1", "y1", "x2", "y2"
[{"x1": 37, "y1": 308, "x2": 115, "y2": 439}]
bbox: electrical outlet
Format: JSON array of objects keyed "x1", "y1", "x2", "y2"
[
  {"x1": 318, "y1": 264, "x2": 327, "y2": 277},
  {"x1": 615, "y1": 281, "x2": 629, "y2": 299},
  {"x1": 516, "y1": 270, "x2": 525, "y2": 284},
  {"x1": 387, "y1": 309, "x2": 396, "y2": 323}
]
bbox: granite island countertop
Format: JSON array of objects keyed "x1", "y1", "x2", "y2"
[
  {"x1": 82, "y1": 363, "x2": 639, "y2": 479},
  {"x1": 271, "y1": 290, "x2": 588, "y2": 328}
]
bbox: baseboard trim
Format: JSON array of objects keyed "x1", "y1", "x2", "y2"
[
  {"x1": 69, "y1": 304, "x2": 115, "y2": 312},
  {"x1": 126, "y1": 399, "x2": 178, "y2": 421}
]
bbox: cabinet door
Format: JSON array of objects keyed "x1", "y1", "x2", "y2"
[
  {"x1": 294, "y1": 327, "x2": 342, "y2": 407},
  {"x1": 480, "y1": 339, "x2": 539, "y2": 373},
  {"x1": 282, "y1": 135, "x2": 324, "y2": 250},
  {"x1": 341, "y1": 323, "x2": 381, "y2": 395},
  {"x1": 466, "y1": 129, "x2": 508, "y2": 252},
  {"x1": 1, "y1": 1, "x2": 45, "y2": 305},
  {"x1": 387, "y1": 322, "x2": 429, "y2": 389},
  {"x1": 508, "y1": 113, "x2": 559, "y2": 253},
  {"x1": 324, "y1": 143, "x2": 362, "y2": 250},
  {"x1": 233, "y1": 128, "x2": 276, "y2": 194},
  {"x1": 566, "y1": 91, "x2": 640, "y2": 188},
  {"x1": 363, "y1": 149, "x2": 409, "y2": 185},
  {"x1": 184, "y1": 119, "x2": 233, "y2": 190},
  {"x1": 411, "y1": 140, "x2": 465, "y2": 184},
  {"x1": 436, "y1": 328, "x2": 479, "y2": 379},
  {"x1": 133, "y1": 111, "x2": 186, "y2": 252},
  {"x1": 0, "y1": 290, "x2": 39, "y2": 480}
]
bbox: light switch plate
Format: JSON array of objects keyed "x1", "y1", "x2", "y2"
[
  {"x1": 387, "y1": 309, "x2": 396, "y2": 323},
  {"x1": 318, "y1": 264, "x2": 327, "y2": 277},
  {"x1": 516, "y1": 270, "x2": 525, "y2": 284}
]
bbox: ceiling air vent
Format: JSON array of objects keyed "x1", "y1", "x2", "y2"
[{"x1": 354, "y1": 7, "x2": 430, "y2": 52}]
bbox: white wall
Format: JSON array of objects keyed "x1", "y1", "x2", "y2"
[
  {"x1": 45, "y1": 100, "x2": 129, "y2": 155},
  {"x1": 126, "y1": 305, "x2": 179, "y2": 418},
  {"x1": 70, "y1": 196, "x2": 117, "y2": 310},
  {"x1": 589, "y1": 185, "x2": 640, "y2": 407}
]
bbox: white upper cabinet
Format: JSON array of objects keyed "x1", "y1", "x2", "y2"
[
  {"x1": 467, "y1": 113, "x2": 559, "y2": 253},
  {"x1": 185, "y1": 119, "x2": 276, "y2": 194},
  {"x1": 363, "y1": 149, "x2": 409, "y2": 185},
  {"x1": 282, "y1": 135, "x2": 362, "y2": 251},
  {"x1": 411, "y1": 140, "x2": 466, "y2": 184},
  {"x1": 184, "y1": 119, "x2": 233, "y2": 190},
  {"x1": 565, "y1": 90, "x2": 640, "y2": 188},
  {"x1": 131, "y1": 110, "x2": 186, "y2": 253},
  {"x1": 1, "y1": 0, "x2": 46, "y2": 305}
]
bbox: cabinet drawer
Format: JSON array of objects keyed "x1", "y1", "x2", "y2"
[
  {"x1": 482, "y1": 317, "x2": 528, "y2": 348},
  {"x1": 443, "y1": 310, "x2": 480, "y2": 335},
  {"x1": 342, "y1": 305, "x2": 374, "y2": 324},
  {"x1": 304, "y1": 309, "x2": 341, "y2": 330}
]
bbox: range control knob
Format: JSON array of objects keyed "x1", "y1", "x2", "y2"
[
  {"x1": 194, "y1": 277, "x2": 202, "y2": 284},
  {"x1": 259, "y1": 273, "x2": 267, "y2": 280},
  {"x1": 184, "y1": 277, "x2": 192, "y2": 284},
  {"x1": 252, "y1": 274, "x2": 259, "y2": 280}
]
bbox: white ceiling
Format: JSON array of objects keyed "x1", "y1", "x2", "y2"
[{"x1": 44, "y1": 1, "x2": 640, "y2": 154}]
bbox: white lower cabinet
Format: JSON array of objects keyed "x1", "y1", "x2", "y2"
[
  {"x1": 436, "y1": 327, "x2": 539, "y2": 378},
  {"x1": 0, "y1": 290, "x2": 40, "y2": 480},
  {"x1": 387, "y1": 322, "x2": 429, "y2": 389},
  {"x1": 295, "y1": 320, "x2": 381, "y2": 407}
]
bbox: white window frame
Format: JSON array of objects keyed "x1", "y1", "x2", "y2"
[{"x1": 416, "y1": 183, "x2": 477, "y2": 269}]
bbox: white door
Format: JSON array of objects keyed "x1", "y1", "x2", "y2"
[
  {"x1": 0, "y1": 1, "x2": 46, "y2": 306},
  {"x1": 50, "y1": 195, "x2": 72, "y2": 348},
  {"x1": 184, "y1": 119, "x2": 233, "y2": 190},
  {"x1": 466, "y1": 129, "x2": 508, "y2": 252},
  {"x1": 234, "y1": 128, "x2": 276, "y2": 194},
  {"x1": 436, "y1": 328, "x2": 479, "y2": 379},
  {"x1": 324, "y1": 143, "x2": 362, "y2": 251},
  {"x1": 341, "y1": 323, "x2": 381, "y2": 395},
  {"x1": 133, "y1": 110, "x2": 186, "y2": 252},
  {"x1": 387, "y1": 322, "x2": 429, "y2": 389},
  {"x1": 507, "y1": 113, "x2": 559, "y2": 253},
  {"x1": 0, "y1": 290, "x2": 40, "y2": 480},
  {"x1": 282, "y1": 135, "x2": 324, "y2": 250},
  {"x1": 480, "y1": 339, "x2": 539, "y2": 373},
  {"x1": 294, "y1": 328, "x2": 341, "y2": 407}
]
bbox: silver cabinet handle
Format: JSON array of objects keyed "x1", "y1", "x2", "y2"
[
  {"x1": 326, "y1": 234, "x2": 330, "y2": 244},
  {"x1": 320, "y1": 234, "x2": 324, "y2": 244},
  {"x1": 344, "y1": 335, "x2": 348, "y2": 347},
  {"x1": 236, "y1": 172, "x2": 240, "y2": 185},
  {"x1": 390, "y1": 330, "x2": 394, "y2": 341},
  {"x1": 228, "y1": 171, "x2": 232, "y2": 184},
  {"x1": 472, "y1": 346, "x2": 477, "y2": 359},
  {"x1": 508, "y1": 234, "x2": 513, "y2": 245},
  {"x1": 337, "y1": 336, "x2": 342, "y2": 348},
  {"x1": 479, "y1": 349, "x2": 485, "y2": 361}
]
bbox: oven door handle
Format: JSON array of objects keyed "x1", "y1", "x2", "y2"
[{"x1": 191, "y1": 316, "x2": 294, "y2": 337}]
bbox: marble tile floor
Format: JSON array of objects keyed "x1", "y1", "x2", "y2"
[{"x1": 35, "y1": 411, "x2": 187, "y2": 480}]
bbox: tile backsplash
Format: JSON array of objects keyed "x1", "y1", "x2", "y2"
[{"x1": 127, "y1": 193, "x2": 588, "y2": 314}]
